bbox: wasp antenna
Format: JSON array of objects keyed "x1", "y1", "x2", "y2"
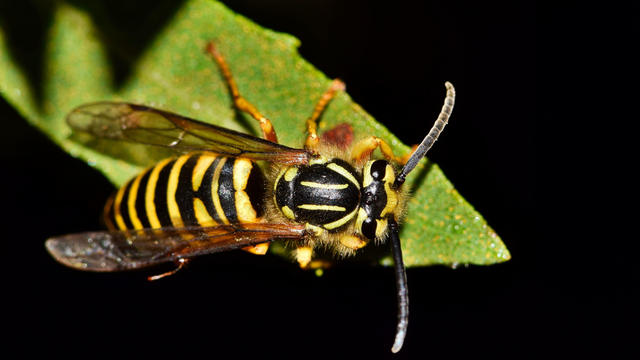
[
  {"x1": 388, "y1": 218, "x2": 409, "y2": 353},
  {"x1": 395, "y1": 81, "x2": 456, "y2": 187}
]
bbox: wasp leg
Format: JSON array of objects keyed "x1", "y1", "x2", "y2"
[
  {"x1": 351, "y1": 136, "x2": 417, "y2": 165},
  {"x1": 305, "y1": 79, "x2": 346, "y2": 151},
  {"x1": 206, "y1": 42, "x2": 278, "y2": 143},
  {"x1": 147, "y1": 258, "x2": 190, "y2": 281},
  {"x1": 242, "y1": 242, "x2": 270, "y2": 255},
  {"x1": 339, "y1": 234, "x2": 369, "y2": 250},
  {"x1": 294, "y1": 246, "x2": 314, "y2": 269}
]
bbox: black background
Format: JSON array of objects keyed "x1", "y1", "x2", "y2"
[{"x1": 1, "y1": 0, "x2": 627, "y2": 358}]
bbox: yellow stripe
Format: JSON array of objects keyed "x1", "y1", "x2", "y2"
[
  {"x1": 323, "y1": 206, "x2": 359, "y2": 230},
  {"x1": 300, "y1": 181, "x2": 348, "y2": 190},
  {"x1": 274, "y1": 167, "x2": 286, "y2": 192},
  {"x1": 167, "y1": 154, "x2": 191, "y2": 227},
  {"x1": 192, "y1": 154, "x2": 216, "y2": 192},
  {"x1": 284, "y1": 167, "x2": 298, "y2": 181},
  {"x1": 298, "y1": 204, "x2": 346, "y2": 211},
  {"x1": 127, "y1": 171, "x2": 145, "y2": 229},
  {"x1": 193, "y1": 197, "x2": 216, "y2": 226},
  {"x1": 281, "y1": 205, "x2": 295, "y2": 219},
  {"x1": 327, "y1": 163, "x2": 360, "y2": 189},
  {"x1": 211, "y1": 158, "x2": 229, "y2": 224},
  {"x1": 235, "y1": 191, "x2": 257, "y2": 223},
  {"x1": 233, "y1": 158, "x2": 253, "y2": 190},
  {"x1": 145, "y1": 158, "x2": 173, "y2": 228},
  {"x1": 113, "y1": 180, "x2": 129, "y2": 230},
  {"x1": 232, "y1": 158, "x2": 257, "y2": 223}
]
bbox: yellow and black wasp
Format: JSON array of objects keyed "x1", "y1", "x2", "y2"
[{"x1": 46, "y1": 42, "x2": 455, "y2": 353}]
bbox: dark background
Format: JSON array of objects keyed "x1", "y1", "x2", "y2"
[{"x1": 1, "y1": 0, "x2": 625, "y2": 358}]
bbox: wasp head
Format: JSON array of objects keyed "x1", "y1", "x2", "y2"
[{"x1": 357, "y1": 159, "x2": 399, "y2": 241}]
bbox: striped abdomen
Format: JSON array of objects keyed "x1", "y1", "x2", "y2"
[{"x1": 105, "y1": 153, "x2": 265, "y2": 231}]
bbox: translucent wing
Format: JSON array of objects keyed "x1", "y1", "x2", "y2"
[
  {"x1": 67, "y1": 102, "x2": 310, "y2": 165},
  {"x1": 46, "y1": 223, "x2": 306, "y2": 272}
]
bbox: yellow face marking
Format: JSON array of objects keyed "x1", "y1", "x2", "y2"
[
  {"x1": 363, "y1": 161, "x2": 398, "y2": 218},
  {"x1": 375, "y1": 218, "x2": 388, "y2": 238},
  {"x1": 235, "y1": 191, "x2": 258, "y2": 223},
  {"x1": 380, "y1": 164, "x2": 398, "y2": 217},
  {"x1": 298, "y1": 204, "x2": 346, "y2": 211},
  {"x1": 327, "y1": 163, "x2": 360, "y2": 189},
  {"x1": 380, "y1": 184, "x2": 398, "y2": 217},
  {"x1": 281, "y1": 205, "x2": 295, "y2": 219},
  {"x1": 113, "y1": 180, "x2": 130, "y2": 230},
  {"x1": 192, "y1": 155, "x2": 216, "y2": 192},
  {"x1": 323, "y1": 206, "x2": 359, "y2": 230},
  {"x1": 383, "y1": 164, "x2": 396, "y2": 184},
  {"x1": 300, "y1": 181, "x2": 348, "y2": 190},
  {"x1": 145, "y1": 158, "x2": 173, "y2": 228},
  {"x1": 284, "y1": 167, "x2": 298, "y2": 182},
  {"x1": 211, "y1": 158, "x2": 229, "y2": 224},
  {"x1": 127, "y1": 171, "x2": 146, "y2": 230},
  {"x1": 193, "y1": 197, "x2": 216, "y2": 226},
  {"x1": 232, "y1": 158, "x2": 253, "y2": 190}
]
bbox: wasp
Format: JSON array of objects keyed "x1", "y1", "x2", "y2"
[{"x1": 46, "y1": 42, "x2": 455, "y2": 353}]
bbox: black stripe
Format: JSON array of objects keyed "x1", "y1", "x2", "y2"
[
  {"x1": 245, "y1": 164, "x2": 266, "y2": 218},
  {"x1": 134, "y1": 169, "x2": 152, "y2": 229},
  {"x1": 176, "y1": 154, "x2": 199, "y2": 226},
  {"x1": 218, "y1": 159, "x2": 238, "y2": 223},
  {"x1": 195, "y1": 157, "x2": 222, "y2": 224},
  {"x1": 119, "y1": 180, "x2": 134, "y2": 229},
  {"x1": 154, "y1": 159, "x2": 176, "y2": 227}
]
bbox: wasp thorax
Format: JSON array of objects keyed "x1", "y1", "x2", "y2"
[
  {"x1": 274, "y1": 158, "x2": 361, "y2": 232},
  {"x1": 357, "y1": 160, "x2": 398, "y2": 240}
]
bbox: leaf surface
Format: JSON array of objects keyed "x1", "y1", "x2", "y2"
[{"x1": 0, "y1": 0, "x2": 510, "y2": 266}]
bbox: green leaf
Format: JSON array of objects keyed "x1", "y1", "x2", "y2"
[{"x1": 0, "y1": 0, "x2": 509, "y2": 267}]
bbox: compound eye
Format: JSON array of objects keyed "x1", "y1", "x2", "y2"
[
  {"x1": 370, "y1": 160, "x2": 388, "y2": 181},
  {"x1": 361, "y1": 217, "x2": 377, "y2": 240}
]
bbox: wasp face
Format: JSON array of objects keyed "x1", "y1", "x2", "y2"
[{"x1": 357, "y1": 159, "x2": 398, "y2": 240}]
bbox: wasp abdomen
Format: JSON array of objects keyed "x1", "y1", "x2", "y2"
[
  {"x1": 105, "y1": 153, "x2": 265, "y2": 231},
  {"x1": 274, "y1": 158, "x2": 360, "y2": 231}
]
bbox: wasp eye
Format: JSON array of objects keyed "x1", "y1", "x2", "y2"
[
  {"x1": 361, "y1": 217, "x2": 377, "y2": 240},
  {"x1": 370, "y1": 160, "x2": 388, "y2": 181}
]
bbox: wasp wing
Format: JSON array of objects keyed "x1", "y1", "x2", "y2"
[
  {"x1": 46, "y1": 223, "x2": 306, "y2": 272},
  {"x1": 67, "y1": 102, "x2": 310, "y2": 165}
]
